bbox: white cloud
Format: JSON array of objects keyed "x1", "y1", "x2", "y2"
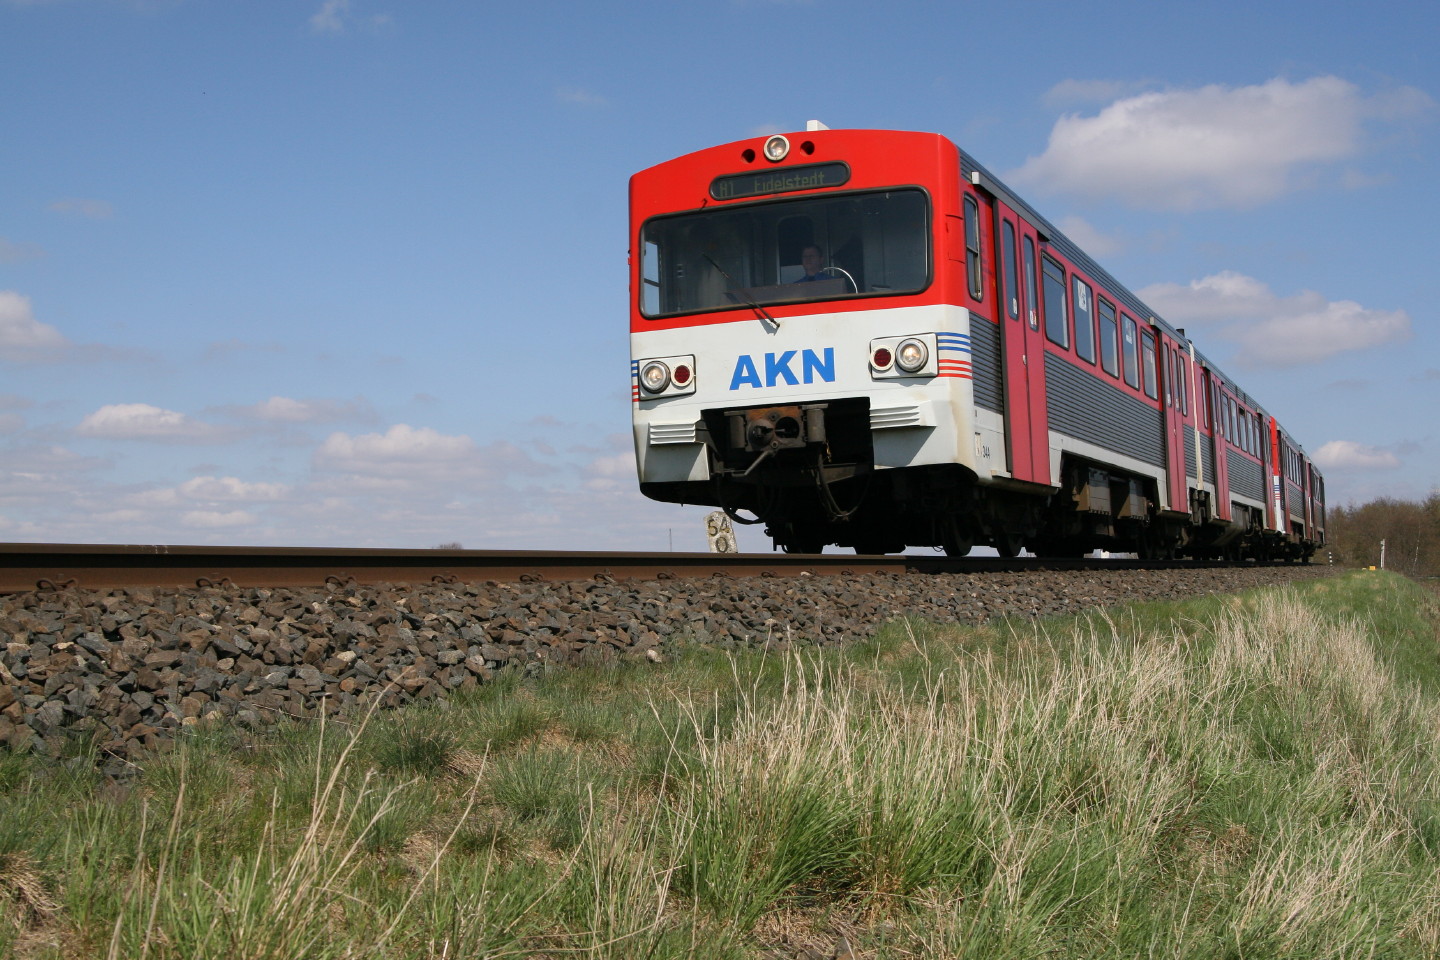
[
  {"x1": 1012, "y1": 76, "x2": 1434, "y2": 210},
  {"x1": 309, "y1": 0, "x2": 348, "y2": 32},
  {"x1": 48, "y1": 198, "x2": 114, "y2": 219},
  {"x1": 1313, "y1": 441, "x2": 1401, "y2": 470},
  {"x1": 1137, "y1": 271, "x2": 1411, "y2": 366},
  {"x1": 178, "y1": 476, "x2": 289, "y2": 502},
  {"x1": 1042, "y1": 79, "x2": 1152, "y2": 109},
  {"x1": 75, "y1": 403, "x2": 230, "y2": 442},
  {"x1": 0, "y1": 290, "x2": 69, "y2": 361},
  {"x1": 316, "y1": 423, "x2": 478, "y2": 466},
  {"x1": 182, "y1": 509, "x2": 258, "y2": 529},
  {"x1": 555, "y1": 85, "x2": 609, "y2": 108},
  {"x1": 308, "y1": 0, "x2": 391, "y2": 34},
  {"x1": 1054, "y1": 216, "x2": 1123, "y2": 258},
  {"x1": 0, "y1": 238, "x2": 45, "y2": 263},
  {"x1": 581, "y1": 452, "x2": 638, "y2": 491},
  {"x1": 226, "y1": 395, "x2": 375, "y2": 424}
]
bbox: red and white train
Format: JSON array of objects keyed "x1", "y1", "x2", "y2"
[{"x1": 629, "y1": 126, "x2": 1324, "y2": 560}]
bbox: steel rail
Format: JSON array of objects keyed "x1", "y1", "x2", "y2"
[
  {"x1": 0, "y1": 542, "x2": 1244, "y2": 595},
  {"x1": 0, "y1": 542, "x2": 900, "y2": 594}
]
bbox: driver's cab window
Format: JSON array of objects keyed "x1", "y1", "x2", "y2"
[
  {"x1": 638, "y1": 189, "x2": 928, "y2": 318},
  {"x1": 777, "y1": 217, "x2": 815, "y2": 283}
]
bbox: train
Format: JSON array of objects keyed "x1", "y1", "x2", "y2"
[{"x1": 628, "y1": 125, "x2": 1325, "y2": 561}]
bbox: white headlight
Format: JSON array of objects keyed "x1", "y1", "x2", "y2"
[
  {"x1": 896, "y1": 338, "x2": 929, "y2": 373},
  {"x1": 763, "y1": 135, "x2": 790, "y2": 162},
  {"x1": 640, "y1": 361, "x2": 671, "y2": 394}
]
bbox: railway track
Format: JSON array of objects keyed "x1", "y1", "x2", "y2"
[{"x1": 0, "y1": 541, "x2": 1256, "y2": 594}]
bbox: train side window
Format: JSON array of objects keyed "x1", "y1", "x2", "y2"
[
  {"x1": 1140, "y1": 329, "x2": 1158, "y2": 399},
  {"x1": 1072, "y1": 276, "x2": 1095, "y2": 363},
  {"x1": 1163, "y1": 347, "x2": 1174, "y2": 406},
  {"x1": 1023, "y1": 236, "x2": 1039, "y2": 330},
  {"x1": 1001, "y1": 219, "x2": 1018, "y2": 320},
  {"x1": 1041, "y1": 255, "x2": 1068, "y2": 348},
  {"x1": 1121, "y1": 315, "x2": 1139, "y2": 390},
  {"x1": 1097, "y1": 298, "x2": 1118, "y2": 377},
  {"x1": 964, "y1": 196, "x2": 983, "y2": 301},
  {"x1": 1177, "y1": 355, "x2": 1188, "y2": 415}
]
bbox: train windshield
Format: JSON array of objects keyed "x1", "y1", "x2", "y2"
[{"x1": 639, "y1": 189, "x2": 929, "y2": 318}]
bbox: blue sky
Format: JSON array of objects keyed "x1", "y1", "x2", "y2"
[{"x1": 2, "y1": 0, "x2": 1436, "y2": 552}]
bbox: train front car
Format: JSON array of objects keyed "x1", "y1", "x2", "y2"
[
  {"x1": 629, "y1": 127, "x2": 1325, "y2": 561},
  {"x1": 630, "y1": 128, "x2": 994, "y2": 555}
]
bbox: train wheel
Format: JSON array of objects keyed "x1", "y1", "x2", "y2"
[
  {"x1": 941, "y1": 518, "x2": 973, "y2": 557},
  {"x1": 943, "y1": 537, "x2": 973, "y2": 558},
  {"x1": 995, "y1": 532, "x2": 1023, "y2": 558}
]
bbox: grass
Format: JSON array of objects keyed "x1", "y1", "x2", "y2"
[{"x1": 1, "y1": 569, "x2": 1439, "y2": 957}]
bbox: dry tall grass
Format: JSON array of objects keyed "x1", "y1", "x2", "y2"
[{"x1": 4, "y1": 575, "x2": 1438, "y2": 958}]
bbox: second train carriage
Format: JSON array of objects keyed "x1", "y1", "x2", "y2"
[{"x1": 629, "y1": 126, "x2": 1324, "y2": 560}]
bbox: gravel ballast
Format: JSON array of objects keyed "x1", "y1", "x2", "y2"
[{"x1": 1, "y1": 565, "x2": 1335, "y2": 772}]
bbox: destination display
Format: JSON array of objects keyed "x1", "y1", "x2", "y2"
[{"x1": 710, "y1": 162, "x2": 850, "y2": 200}]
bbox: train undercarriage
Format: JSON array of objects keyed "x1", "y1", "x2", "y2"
[{"x1": 640, "y1": 401, "x2": 1317, "y2": 563}]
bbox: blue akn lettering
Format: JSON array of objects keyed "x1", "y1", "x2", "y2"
[{"x1": 730, "y1": 348, "x2": 835, "y2": 390}]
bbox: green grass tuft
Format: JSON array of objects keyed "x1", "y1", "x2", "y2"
[{"x1": 4, "y1": 571, "x2": 1440, "y2": 958}]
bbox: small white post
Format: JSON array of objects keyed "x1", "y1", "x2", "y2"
[{"x1": 705, "y1": 511, "x2": 738, "y2": 554}]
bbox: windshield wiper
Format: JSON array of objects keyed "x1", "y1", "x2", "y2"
[{"x1": 704, "y1": 254, "x2": 780, "y2": 330}]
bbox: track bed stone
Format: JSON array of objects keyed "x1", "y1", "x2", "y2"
[{"x1": 0, "y1": 565, "x2": 1334, "y2": 773}]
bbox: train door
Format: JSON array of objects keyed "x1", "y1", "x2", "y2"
[
  {"x1": 1301, "y1": 455, "x2": 1314, "y2": 537},
  {"x1": 1157, "y1": 329, "x2": 1187, "y2": 513},
  {"x1": 1203, "y1": 368, "x2": 1232, "y2": 521},
  {"x1": 1267, "y1": 419, "x2": 1284, "y2": 533},
  {"x1": 992, "y1": 200, "x2": 1050, "y2": 486}
]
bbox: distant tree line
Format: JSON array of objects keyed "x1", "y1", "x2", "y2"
[{"x1": 1324, "y1": 494, "x2": 1440, "y2": 577}]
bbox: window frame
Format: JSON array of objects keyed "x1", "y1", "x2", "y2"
[
  {"x1": 1121, "y1": 314, "x2": 1140, "y2": 390},
  {"x1": 1140, "y1": 329, "x2": 1158, "y2": 400},
  {"x1": 636, "y1": 187, "x2": 933, "y2": 320},
  {"x1": 1041, "y1": 254, "x2": 1068, "y2": 348},
  {"x1": 1097, "y1": 297, "x2": 1118, "y2": 378},
  {"x1": 1023, "y1": 236, "x2": 1039, "y2": 330},
  {"x1": 1072, "y1": 274, "x2": 1095, "y2": 364},
  {"x1": 963, "y1": 195, "x2": 983, "y2": 302},
  {"x1": 1176, "y1": 353, "x2": 1188, "y2": 415},
  {"x1": 1001, "y1": 219, "x2": 1019, "y2": 321}
]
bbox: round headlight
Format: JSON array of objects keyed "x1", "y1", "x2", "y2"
[
  {"x1": 763, "y1": 135, "x2": 790, "y2": 162},
  {"x1": 640, "y1": 361, "x2": 671, "y2": 394},
  {"x1": 895, "y1": 338, "x2": 928, "y2": 373}
]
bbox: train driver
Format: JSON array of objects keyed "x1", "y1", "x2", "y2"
[{"x1": 795, "y1": 244, "x2": 830, "y2": 282}]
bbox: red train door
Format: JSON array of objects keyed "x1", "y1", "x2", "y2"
[
  {"x1": 1158, "y1": 329, "x2": 1187, "y2": 513},
  {"x1": 993, "y1": 201, "x2": 1049, "y2": 486},
  {"x1": 1267, "y1": 419, "x2": 1284, "y2": 533}
]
